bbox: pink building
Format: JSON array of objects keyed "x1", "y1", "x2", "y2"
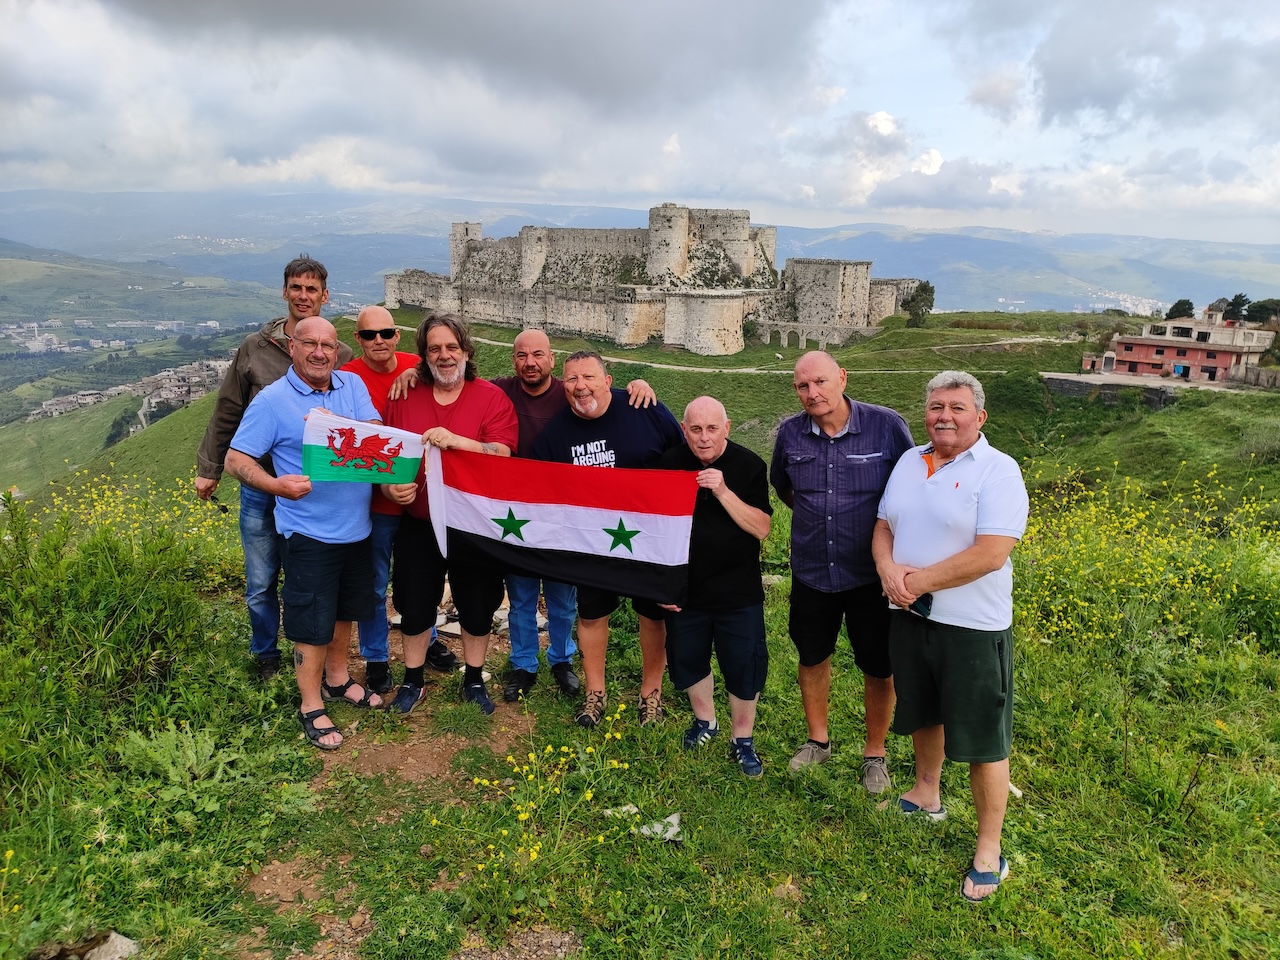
[{"x1": 1082, "y1": 309, "x2": 1275, "y2": 383}]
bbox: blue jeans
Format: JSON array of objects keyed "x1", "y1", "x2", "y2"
[
  {"x1": 239, "y1": 485, "x2": 282, "y2": 660},
  {"x1": 505, "y1": 575, "x2": 577, "y2": 672},
  {"x1": 357, "y1": 513, "x2": 399, "y2": 663}
]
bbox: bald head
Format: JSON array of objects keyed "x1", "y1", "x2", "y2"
[
  {"x1": 682, "y1": 395, "x2": 731, "y2": 466},
  {"x1": 792, "y1": 350, "x2": 849, "y2": 430},
  {"x1": 513, "y1": 328, "x2": 555, "y2": 395},
  {"x1": 355, "y1": 305, "x2": 402, "y2": 371},
  {"x1": 289, "y1": 317, "x2": 340, "y2": 390}
]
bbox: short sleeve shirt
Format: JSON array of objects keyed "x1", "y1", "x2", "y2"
[
  {"x1": 877, "y1": 434, "x2": 1029, "y2": 630},
  {"x1": 230, "y1": 367, "x2": 379, "y2": 544},
  {"x1": 531, "y1": 389, "x2": 682, "y2": 468},
  {"x1": 658, "y1": 440, "x2": 772, "y2": 611},
  {"x1": 491, "y1": 375, "x2": 568, "y2": 457},
  {"x1": 770, "y1": 397, "x2": 913, "y2": 592},
  {"x1": 384, "y1": 378, "x2": 519, "y2": 521}
]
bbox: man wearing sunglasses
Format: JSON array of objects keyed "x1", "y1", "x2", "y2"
[
  {"x1": 195, "y1": 256, "x2": 352, "y2": 681},
  {"x1": 341, "y1": 306, "x2": 457, "y2": 694}
]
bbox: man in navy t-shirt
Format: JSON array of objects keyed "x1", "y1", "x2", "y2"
[{"x1": 531, "y1": 350, "x2": 683, "y2": 728}]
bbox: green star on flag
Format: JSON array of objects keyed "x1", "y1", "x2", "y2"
[
  {"x1": 603, "y1": 517, "x2": 640, "y2": 552},
  {"x1": 492, "y1": 507, "x2": 531, "y2": 541}
]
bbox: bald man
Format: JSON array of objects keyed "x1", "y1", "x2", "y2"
[
  {"x1": 658, "y1": 397, "x2": 773, "y2": 777},
  {"x1": 769, "y1": 351, "x2": 914, "y2": 788},
  {"x1": 227, "y1": 317, "x2": 383, "y2": 750}
]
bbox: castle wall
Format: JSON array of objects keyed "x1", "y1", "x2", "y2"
[
  {"x1": 785, "y1": 258, "x2": 872, "y2": 341},
  {"x1": 868, "y1": 278, "x2": 921, "y2": 322},
  {"x1": 383, "y1": 204, "x2": 918, "y2": 357},
  {"x1": 450, "y1": 223, "x2": 482, "y2": 280},
  {"x1": 646, "y1": 203, "x2": 691, "y2": 281},
  {"x1": 689, "y1": 208, "x2": 752, "y2": 278}
]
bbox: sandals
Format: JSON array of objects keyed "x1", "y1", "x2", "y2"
[
  {"x1": 321, "y1": 677, "x2": 382, "y2": 708},
  {"x1": 299, "y1": 708, "x2": 342, "y2": 751}
]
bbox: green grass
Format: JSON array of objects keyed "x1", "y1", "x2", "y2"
[
  {"x1": 1, "y1": 466, "x2": 1277, "y2": 958},
  {"x1": 0, "y1": 395, "x2": 139, "y2": 495}
]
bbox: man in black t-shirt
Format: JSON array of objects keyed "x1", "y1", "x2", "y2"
[
  {"x1": 658, "y1": 396, "x2": 773, "y2": 777},
  {"x1": 531, "y1": 350, "x2": 683, "y2": 728}
]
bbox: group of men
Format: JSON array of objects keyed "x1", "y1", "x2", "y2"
[{"x1": 196, "y1": 255, "x2": 1028, "y2": 902}]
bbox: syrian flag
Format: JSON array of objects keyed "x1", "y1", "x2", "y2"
[
  {"x1": 301, "y1": 409, "x2": 425, "y2": 484},
  {"x1": 427, "y1": 447, "x2": 698, "y2": 605}
]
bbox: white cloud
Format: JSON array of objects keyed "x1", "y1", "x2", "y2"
[
  {"x1": 912, "y1": 149, "x2": 944, "y2": 176},
  {"x1": 662, "y1": 135, "x2": 682, "y2": 156}
]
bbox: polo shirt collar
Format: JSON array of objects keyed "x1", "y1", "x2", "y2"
[
  {"x1": 285, "y1": 365, "x2": 344, "y2": 396},
  {"x1": 921, "y1": 432, "x2": 990, "y2": 464},
  {"x1": 807, "y1": 395, "x2": 858, "y2": 439}
]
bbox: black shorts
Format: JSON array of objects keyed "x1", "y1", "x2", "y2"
[
  {"x1": 279, "y1": 533, "x2": 374, "y2": 646},
  {"x1": 666, "y1": 605, "x2": 768, "y2": 701},
  {"x1": 576, "y1": 584, "x2": 666, "y2": 623},
  {"x1": 889, "y1": 611, "x2": 1013, "y2": 763},
  {"x1": 391, "y1": 514, "x2": 505, "y2": 638},
  {"x1": 787, "y1": 578, "x2": 892, "y2": 677}
]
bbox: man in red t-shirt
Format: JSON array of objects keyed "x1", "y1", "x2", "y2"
[
  {"x1": 382, "y1": 313, "x2": 519, "y2": 715},
  {"x1": 340, "y1": 306, "x2": 456, "y2": 694}
]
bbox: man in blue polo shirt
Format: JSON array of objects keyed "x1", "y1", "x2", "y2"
[
  {"x1": 227, "y1": 316, "x2": 383, "y2": 750},
  {"x1": 770, "y1": 351, "x2": 914, "y2": 790}
]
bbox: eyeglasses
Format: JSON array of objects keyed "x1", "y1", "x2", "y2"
[
  {"x1": 295, "y1": 338, "x2": 338, "y2": 353},
  {"x1": 208, "y1": 494, "x2": 229, "y2": 514},
  {"x1": 357, "y1": 328, "x2": 398, "y2": 341}
]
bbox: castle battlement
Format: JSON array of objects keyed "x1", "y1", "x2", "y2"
[{"x1": 384, "y1": 204, "x2": 919, "y2": 356}]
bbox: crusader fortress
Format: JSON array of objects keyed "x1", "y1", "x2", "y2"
[{"x1": 384, "y1": 203, "x2": 921, "y2": 356}]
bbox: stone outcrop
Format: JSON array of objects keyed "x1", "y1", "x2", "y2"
[{"x1": 384, "y1": 204, "x2": 920, "y2": 356}]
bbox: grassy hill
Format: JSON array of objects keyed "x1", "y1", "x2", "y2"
[{"x1": 0, "y1": 395, "x2": 139, "y2": 496}]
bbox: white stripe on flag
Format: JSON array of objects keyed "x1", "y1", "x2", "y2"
[{"x1": 441, "y1": 485, "x2": 691, "y2": 567}]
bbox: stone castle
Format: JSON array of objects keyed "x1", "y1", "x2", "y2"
[{"x1": 383, "y1": 203, "x2": 921, "y2": 356}]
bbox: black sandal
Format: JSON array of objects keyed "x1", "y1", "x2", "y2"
[
  {"x1": 299, "y1": 708, "x2": 342, "y2": 750},
  {"x1": 321, "y1": 677, "x2": 381, "y2": 708}
]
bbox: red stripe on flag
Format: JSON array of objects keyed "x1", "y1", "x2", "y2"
[{"x1": 442, "y1": 450, "x2": 697, "y2": 517}]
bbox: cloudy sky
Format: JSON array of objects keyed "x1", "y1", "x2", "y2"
[{"x1": 3, "y1": 0, "x2": 1279, "y2": 243}]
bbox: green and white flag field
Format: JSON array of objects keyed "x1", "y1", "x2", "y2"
[{"x1": 300, "y1": 409, "x2": 424, "y2": 484}]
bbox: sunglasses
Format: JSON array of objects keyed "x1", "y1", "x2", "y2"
[{"x1": 357, "y1": 328, "x2": 398, "y2": 341}]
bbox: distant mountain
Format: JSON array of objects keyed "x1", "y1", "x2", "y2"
[{"x1": 3, "y1": 190, "x2": 1278, "y2": 313}]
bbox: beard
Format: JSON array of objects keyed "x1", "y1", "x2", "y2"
[
  {"x1": 571, "y1": 394, "x2": 599, "y2": 416},
  {"x1": 430, "y1": 360, "x2": 464, "y2": 388}
]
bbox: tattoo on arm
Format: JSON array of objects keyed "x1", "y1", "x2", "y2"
[{"x1": 480, "y1": 442, "x2": 501, "y2": 455}]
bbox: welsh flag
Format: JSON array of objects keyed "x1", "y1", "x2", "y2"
[
  {"x1": 427, "y1": 447, "x2": 698, "y2": 605},
  {"x1": 301, "y1": 409, "x2": 425, "y2": 483}
]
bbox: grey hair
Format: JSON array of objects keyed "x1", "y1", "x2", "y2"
[{"x1": 925, "y1": 370, "x2": 985, "y2": 411}]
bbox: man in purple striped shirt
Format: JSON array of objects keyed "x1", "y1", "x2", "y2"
[{"x1": 770, "y1": 351, "x2": 913, "y2": 791}]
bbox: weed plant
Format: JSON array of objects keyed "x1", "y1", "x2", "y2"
[{"x1": 1, "y1": 461, "x2": 1278, "y2": 958}]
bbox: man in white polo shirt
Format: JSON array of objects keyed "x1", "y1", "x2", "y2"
[{"x1": 872, "y1": 370, "x2": 1028, "y2": 903}]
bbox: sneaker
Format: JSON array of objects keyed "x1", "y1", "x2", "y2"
[
  {"x1": 387, "y1": 682, "x2": 426, "y2": 715},
  {"x1": 898, "y1": 797, "x2": 947, "y2": 822},
  {"x1": 682, "y1": 718, "x2": 719, "y2": 750},
  {"x1": 256, "y1": 655, "x2": 282, "y2": 681},
  {"x1": 788, "y1": 740, "x2": 832, "y2": 773},
  {"x1": 576, "y1": 689, "x2": 608, "y2": 728},
  {"x1": 425, "y1": 640, "x2": 459, "y2": 672},
  {"x1": 637, "y1": 690, "x2": 664, "y2": 727},
  {"x1": 365, "y1": 661, "x2": 393, "y2": 695},
  {"x1": 730, "y1": 737, "x2": 764, "y2": 779},
  {"x1": 462, "y1": 681, "x2": 496, "y2": 715},
  {"x1": 502, "y1": 668, "x2": 538, "y2": 702},
  {"x1": 550, "y1": 661, "x2": 581, "y2": 697},
  {"x1": 860, "y1": 755, "x2": 891, "y2": 795}
]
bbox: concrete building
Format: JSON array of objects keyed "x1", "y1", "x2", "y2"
[{"x1": 1082, "y1": 308, "x2": 1275, "y2": 383}]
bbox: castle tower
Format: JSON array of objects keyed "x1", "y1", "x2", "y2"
[
  {"x1": 519, "y1": 226, "x2": 549, "y2": 290},
  {"x1": 646, "y1": 203, "x2": 690, "y2": 282},
  {"x1": 450, "y1": 222, "x2": 482, "y2": 281}
]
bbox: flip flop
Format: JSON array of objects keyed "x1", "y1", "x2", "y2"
[
  {"x1": 962, "y1": 856, "x2": 1009, "y2": 902},
  {"x1": 321, "y1": 677, "x2": 382, "y2": 708},
  {"x1": 898, "y1": 796, "x2": 948, "y2": 822},
  {"x1": 299, "y1": 708, "x2": 342, "y2": 751}
]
